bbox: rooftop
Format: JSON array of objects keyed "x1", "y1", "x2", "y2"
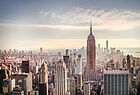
[{"x1": 104, "y1": 70, "x2": 130, "y2": 74}]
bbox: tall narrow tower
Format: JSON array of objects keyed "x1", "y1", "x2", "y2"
[
  {"x1": 55, "y1": 59, "x2": 68, "y2": 95},
  {"x1": 39, "y1": 62, "x2": 48, "y2": 95},
  {"x1": 86, "y1": 21, "x2": 96, "y2": 81},
  {"x1": 127, "y1": 55, "x2": 131, "y2": 73},
  {"x1": 106, "y1": 40, "x2": 109, "y2": 49}
]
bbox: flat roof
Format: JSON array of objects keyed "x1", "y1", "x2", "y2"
[{"x1": 104, "y1": 70, "x2": 130, "y2": 74}]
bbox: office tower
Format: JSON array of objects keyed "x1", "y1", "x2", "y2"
[
  {"x1": 33, "y1": 64, "x2": 39, "y2": 74},
  {"x1": 57, "y1": 52, "x2": 62, "y2": 60},
  {"x1": 55, "y1": 59, "x2": 68, "y2": 95},
  {"x1": 132, "y1": 60, "x2": 136, "y2": 75},
  {"x1": 28, "y1": 91, "x2": 37, "y2": 95},
  {"x1": 63, "y1": 49, "x2": 70, "y2": 69},
  {"x1": 136, "y1": 72, "x2": 140, "y2": 95},
  {"x1": 106, "y1": 40, "x2": 109, "y2": 53},
  {"x1": 110, "y1": 48, "x2": 115, "y2": 54},
  {"x1": 106, "y1": 40, "x2": 109, "y2": 50},
  {"x1": 116, "y1": 62, "x2": 119, "y2": 70},
  {"x1": 127, "y1": 55, "x2": 131, "y2": 72},
  {"x1": 110, "y1": 63, "x2": 115, "y2": 70},
  {"x1": 39, "y1": 47, "x2": 44, "y2": 64},
  {"x1": 39, "y1": 84, "x2": 48, "y2": 95},
  {"x1": 103, "y1": 70, "x2": 130, "y2": 95},
  {"x1": 65, "y1": 92, "x2": 70, "y2": 95},
  {"x1": 13, "y1": 65, "x2": 18, "y2": 73},
  {"x1": 76, "y1": 88, "x2": 83, "y2": 95},
  {"x1": 0, "y1": 69, "x2": 9, "y2": 80},
  {"x1": 86, "y1": 21, "x2": 96, "y2": 81},
  {"x1": 67, "y1": 77, "x2": 76, "y2": 95},
  {"x1": 21, "y1": 61, "x2": 30, "y2": 73},
  {"x1": 75, "y1": 74, "x2": 82, "y2": 91},
  {"x1": 75, "y1": 54, "x2": 83, "y2": 91},
  {"x1": 0, "y1": 69, "x2": 9, "y2": 94},
  {"x1": 75, "y1": 54, "x2": 82, "y2": 75},
  {"x1": 39, "y1": 62, "x2": 48, "y2": 95},
  {"x1": 2, "y1": 79, "x2": 15, "y2": 94},
  {"x1": 66, "y1": 49, "x2": 69, "y2": 56},
  {"x1": 84, "y1": 82, "x2": 90, "y2": 95},
  {"x1": 40, "y1": 47, "x2": 43, "y2": 53},
  {"x1": 98, "y1": 44, "x2": 100, "y2": 50},
  {"x1": 122, "y1": 58, "x2": 126, "y2": 69},
  {"x1": 48, "y1": 83, "x2": 54, "y2": 95},
  {"x1": 97, "y1": 44, "x2": 101, "y2": 54},
  {"x1": 11, "y1": 73, "x2": 32, "y2": 95},
  {"x1": 12, "y1": 85, "x2": 24, "y2": 95},
  {"x1": 7, "y1": 64, "x2": 12, "y2": 76},
  {"x1": 40, "y1": 62, "x2": 48, "y2": 83}
]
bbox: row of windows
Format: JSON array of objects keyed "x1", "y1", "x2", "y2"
[{"x1": 104, "y1": 74, "x2": 129, "y2": 95}]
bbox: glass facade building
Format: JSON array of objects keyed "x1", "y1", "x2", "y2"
[{"x1": 104, "y1": 70, "x2": 130, "y2": 95}]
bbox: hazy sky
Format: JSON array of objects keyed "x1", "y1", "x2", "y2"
[{"x1": 0, "y1": 0, "x2": 140, "y2": 49}]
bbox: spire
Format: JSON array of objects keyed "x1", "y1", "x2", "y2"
[{"x1": 90, "y1": 20, "x2": 92, "y2": 35}]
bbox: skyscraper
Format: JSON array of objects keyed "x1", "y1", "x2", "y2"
[
  {"x1": 127, "y1": 55, "x2": 131, "y2": 73},
  {"x1": 2, "y1": 79, "x2": 15, "y2": 94},
  {"x1": 55, "y1": 59, "x2": 68, "y2": 95},
  {"x1": 11, "y1": 73, "x2": 32, "y2": 95},
  {"x1": 75, "y1": 54, "x2": 82, "y2": 75},
  {"x1": 12, "y1": 85, "x2": 24, "y2": 95},
  {"x1": 63, "y1": 49, "x2": 70, "y2": 69},
  {"x1": 122, "y1": 58, "x2": 126, "y2": 69},
  {"x1": 84, "y1": 82, "x2": 90, "y2": 95},
  {"x1": 67, "y1": 77, "x2": 76, "y2": 95},
  {"x1": 40, "y1": 47, "x2": 43, "y2": 53},
  {"x1": 75, "y1": 54, "x2": 83, "y2": 91},
  {"x1": 105, "y1": 40, "x2": 109, "y2": 53},
  {"x1": 103, "y1": 70, "x2": 130, "y2": 95},
  {"x1": 86, "y1": 21, "x2": 96, "y2": 81},
  {"x1": 136, "y1": 72, "x2": 140, "y2": 95},
  {"x1": 39, "y1": 62, "x2": 48, "y2": 95},
  {"x1": 21, "y1": 61, "x2": 30, "y2": 73},
  {"x1": 106, "y1": 40, "x2": 109, "y2": 50}
]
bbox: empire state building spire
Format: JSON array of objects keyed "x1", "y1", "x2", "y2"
[
  {"x1": 86, "y1": 20, "x2": 96, "y2": 81},
  {"x1": 90, "y1": 20, "x2": 92, "y2": 35}
]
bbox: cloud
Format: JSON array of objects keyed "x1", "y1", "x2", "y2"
[
  {"x1": 40, "y1": 7, "x2": 140, "y2": 31},
  {"x1": 0, "y1": 7, "x2": 140, "y2": 42},
  {"x1": 0, "y1": 22, "x2": 87, "y2": 31},
  {"x1": 1, "y1": 7, "x2": 140, "y2": 31}
]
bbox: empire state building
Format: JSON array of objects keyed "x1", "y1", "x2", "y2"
[{"x1": 86, "y1": 21, "x2": 96, "y2": 81}]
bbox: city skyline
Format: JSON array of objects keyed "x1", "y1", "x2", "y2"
[
  {"x1": 0, "y1": 1, "x2": 140, "y2": 95},
  {"x1": 0, "y1": 0, "x2": 140, "y2": 49}
]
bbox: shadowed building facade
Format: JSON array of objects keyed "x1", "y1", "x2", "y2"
[{"x1": 86, "y1": 21, "x2": 96, "y2": 81}]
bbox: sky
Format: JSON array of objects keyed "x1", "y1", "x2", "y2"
[{"x1": 0, "y1": 0, "x2": 140, "y2": 50}]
